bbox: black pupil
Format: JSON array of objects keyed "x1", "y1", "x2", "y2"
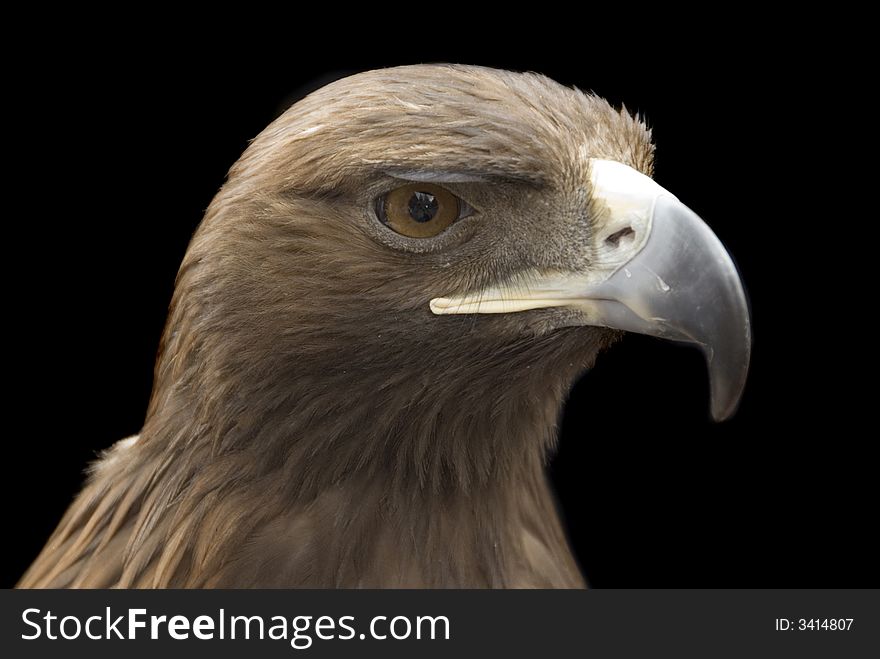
[{"x1": 408, "y1": 191, "x2": 439, "y2": 223}]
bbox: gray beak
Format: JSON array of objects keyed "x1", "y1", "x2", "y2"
[{"x1": 430, "y1": 159, "x2": 752, "y2": 421}]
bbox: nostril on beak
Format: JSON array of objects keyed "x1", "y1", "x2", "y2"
[{"x1": 604, "y1": 226, "x2": 636, "y2": 249}]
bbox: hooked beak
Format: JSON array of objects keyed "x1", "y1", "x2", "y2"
[{"x1": 430, "y1": 159, "x2": 751, "y2": 421}]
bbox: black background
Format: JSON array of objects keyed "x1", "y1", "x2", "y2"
[{"x1": 6, "y1": 35, "x2": 871, "y2": 588}]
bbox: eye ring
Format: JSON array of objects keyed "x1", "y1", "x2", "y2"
[{"x1": 377, "y1": 183, "x2": 465, "y2": 238}]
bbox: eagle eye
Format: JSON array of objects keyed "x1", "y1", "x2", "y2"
[{"x1": 377, "y1": 183, "x2": 463, "y2": 238}]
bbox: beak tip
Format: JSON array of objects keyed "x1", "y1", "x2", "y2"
[
  {"x1": 708, "y1": 362, "x2": 749, "y2": 423},
  {"x1": 710, "y1": 401, "x2": 736, "y2": 423}
]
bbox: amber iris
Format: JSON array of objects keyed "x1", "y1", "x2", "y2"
[{"x1": 380, "y1": 183, "x2": 461, "y2": 238}]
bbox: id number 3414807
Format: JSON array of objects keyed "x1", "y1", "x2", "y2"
[{"x1": 775, "y1": 619, "x2": 854, "y2": 631}]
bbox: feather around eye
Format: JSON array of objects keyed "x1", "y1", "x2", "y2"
[{"x1": 378, "y1": 183, "x2": 462, "y2": 238}]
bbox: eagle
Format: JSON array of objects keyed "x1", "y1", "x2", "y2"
[{"x1": 19, "y1": 65, "x2": 749, "y2": 588}]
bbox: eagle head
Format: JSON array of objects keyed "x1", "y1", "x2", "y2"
[
  {"x1": 21, "y1": 65, "x2": 750, "y2": 588},
  {"x1": 155, "y1": 64, "x2": 748, "y2": 489}
]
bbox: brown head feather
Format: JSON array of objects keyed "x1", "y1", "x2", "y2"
[{"x1": 20, "y1": 64, "x2": 653, "y2": 588}]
